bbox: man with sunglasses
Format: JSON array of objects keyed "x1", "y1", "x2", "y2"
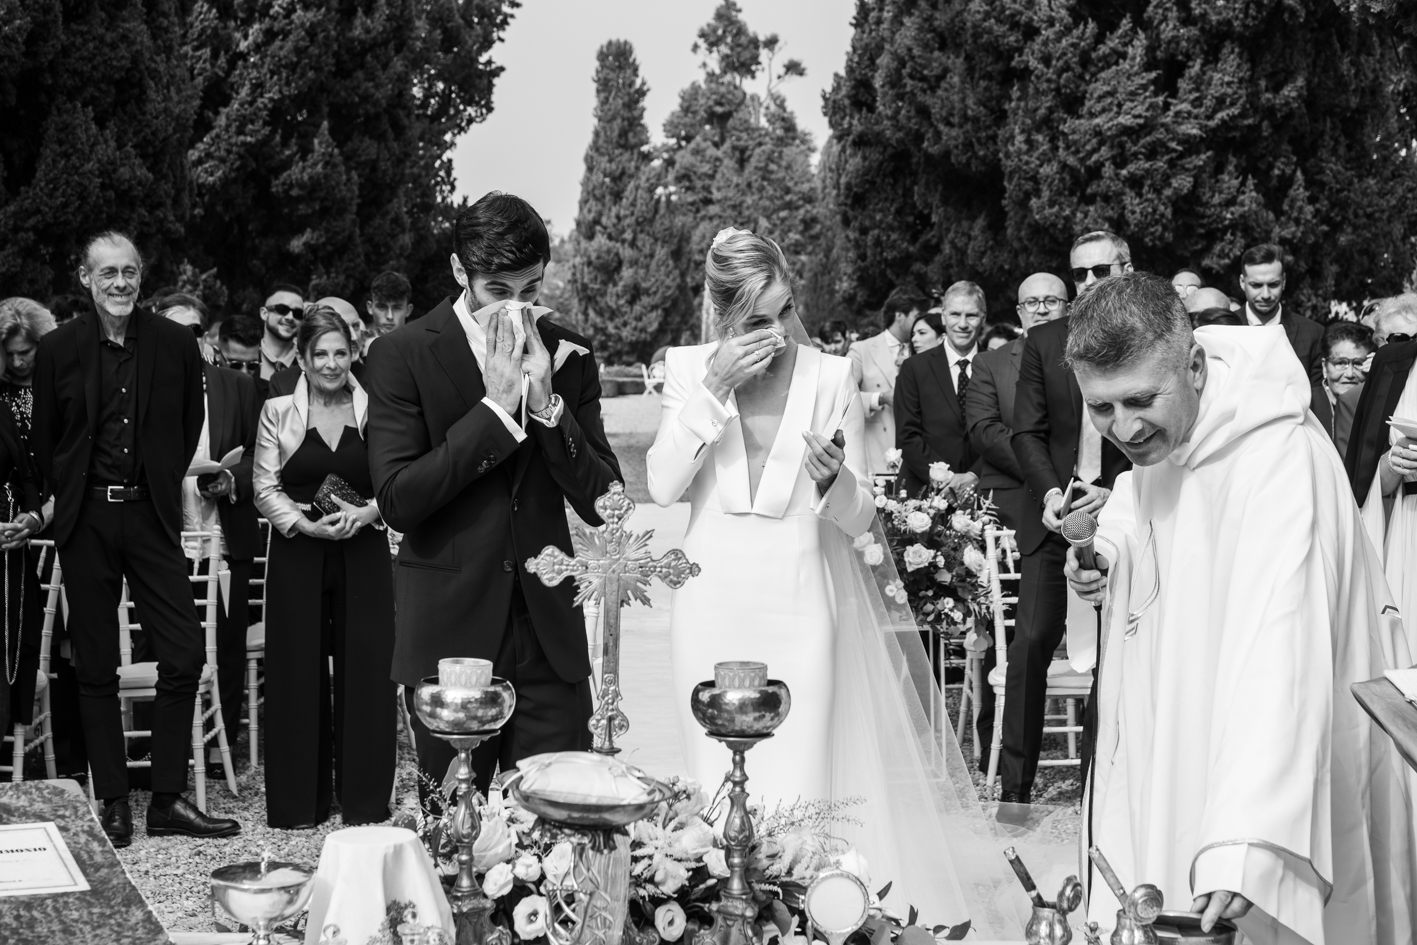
[
  {"x1": 217, "y1": 314, "x2": 269, "y2": 400},
  {"x1": 259, "y1": 283, "x2": 304, "y2": 380},
  {"x1": 1237, "y1": 243, "x2": 1323, "y2": 384},
  {"x1": 1070, "y1": 230, "x2": 1133, "y2": 296}
]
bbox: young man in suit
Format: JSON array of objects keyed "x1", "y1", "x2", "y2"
[
  {"x1": 894, "y1": 281, "x2": 986, "y2": 498},
  {"x1": 1238, "y1": 243, "x2": 1324, "y2": 384},
  {"x1": 1005, "y1": 232, "x2": 1133, "y2": 804},
  {"x1": 964, "y1": 272, "x2": 1068, "y2": 771},
  {"x1": 365, "y1": 193, "x2": 621, "y2": 794},
  {"x1": 849, "y1": 287, "x2": 927, "y2": 477},
  {"x1": 33, "y1": 232, "x2": 241, "y2": 845}
]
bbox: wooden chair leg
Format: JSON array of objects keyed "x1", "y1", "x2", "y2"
[
  {"x1": 955, "y1": 654, "x2": 973, "y2": 745},
  {"x1": 247, "y1": 658, "x2": 260, "y2": 765},
  {"x1": 211, "y1": 690, "x2": 238, "y2": 795},
  {"x1": 986, "y1": 688, "x2": 1006, "y2": 792},
  {"x1": 11, "y1": 724, "x2": 23, "y2": 781},
  {"x1": 191, "y1": 702, "x2": 207, "y2": 813},
  {"x1": 1066, "y1": 698, "x2": 1079, "y2": 759},
  {"x1": 41, "y1": 689, "x2": 56, "y2": 780}
]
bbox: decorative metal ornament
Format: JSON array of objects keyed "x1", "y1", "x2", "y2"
[{"x1": 526, "y1": 482, "x2": 701, "y2": 754}]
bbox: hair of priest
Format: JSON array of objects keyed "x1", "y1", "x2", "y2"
[{"x1": 1064, "y1": 271, "x2": 1193, "y2": 372}]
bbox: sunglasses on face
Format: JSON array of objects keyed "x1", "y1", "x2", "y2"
[
  {"x1": 1070, "y1": 263, "x2": 1121, "y2": 283},
  {"x1": 265, "y1": 304, "x2": 303, "y2": 318},
  {"x1": 224, "y1": 358, "x2": 260, "y2": 374}
]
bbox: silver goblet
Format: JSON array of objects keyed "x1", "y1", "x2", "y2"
[
  {"x1": 412, "y1": 676, "x2": 516, "y2": 944},
  {"x1": 211, "y1": 860, "x2": 316, "y2": 945}
]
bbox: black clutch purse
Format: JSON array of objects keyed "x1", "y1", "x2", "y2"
[{"x1": 313, "y1": 474, "x2": 369, "y2": 516}]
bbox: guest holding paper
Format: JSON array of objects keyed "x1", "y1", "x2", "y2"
[{"x1": 254, "y1": 307, "x2": 394, "y2": 828}]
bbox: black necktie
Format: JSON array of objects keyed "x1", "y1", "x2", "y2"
[{"x1": 957, "y1": 358, "x2": 971, "y2": 397}]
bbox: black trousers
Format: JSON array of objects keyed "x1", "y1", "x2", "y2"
[
  {"x1": 404, "y1": 582, "x2": 592, "y2": 804},
  {"x1": 215, "y1": 557, "x2": 250, "y2": 745},
  {"x1": 63, "y1": 498, "x2": 205, "y2": 800},
  {"x1": 1000, "y1": 530, "x2": 1069, "y2": 795}
]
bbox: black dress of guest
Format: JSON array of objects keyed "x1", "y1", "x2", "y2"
[
  {"x1": 263, "y1": 423, "x2": 395, "y2": 827},
  {"x1": 0, "y1": 398, "x2": 43, "y2": 741}
]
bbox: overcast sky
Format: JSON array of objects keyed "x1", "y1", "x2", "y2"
[{"x1": 450, "y1": 0, "x2": 857, "y2": 236}]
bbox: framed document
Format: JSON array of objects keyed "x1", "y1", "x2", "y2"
[{"x1": 0, "y1": 821, "x2": 91, "y2": 896}]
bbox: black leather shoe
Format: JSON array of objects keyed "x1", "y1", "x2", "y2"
[
  {"x1": 146, "y1": 796, "x2": 241, "y2": 839},
  {"x1": 101, "y1": 799, "x2": 133, "y2": 848},
  {"x1": 999, "y1": 789, "x2": 1032, "y2": 805}
]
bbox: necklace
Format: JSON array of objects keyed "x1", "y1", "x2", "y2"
[{"x1": 2, "y1": 492, "x2": 22, "y2": 687}]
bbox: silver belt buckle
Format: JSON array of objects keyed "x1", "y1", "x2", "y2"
[{"x1": 106, "y1": 485, "x2": 124, "y2": 502}]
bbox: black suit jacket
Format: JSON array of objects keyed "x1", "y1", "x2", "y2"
[
  {"x1": 1347, "y1": 339, "x2": 1417, "y2": 503},
  {"x1": 1010, "y1": 317, "x2": 1130, "y2": 555},
  {"x1": 966, "y1": 338, "x2": 1024, "y2": 491},
  {"x1": 1277, "y1": 309, "x2": 1324, "y2": 385},
  {"x1": 204, "y1": 363, "x2": 261, "y2": 561},
  {"x1": 0, "y1": 402, "x2": 41, "y2": 516},
  {"x1": 364, "y1": 299, "x2": 622, "y2": 687},
  {"x1": 33, "y1": 307, "x2": 205, "y2": 546},
  {"x1": 893, "y1": 345, "x2": 982, "y2": 496}
]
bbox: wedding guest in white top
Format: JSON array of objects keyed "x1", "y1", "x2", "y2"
[{"x1": 848, "y1": 286, "x2": 929, "y2": 476}]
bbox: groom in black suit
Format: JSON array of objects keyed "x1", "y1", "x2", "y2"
[{"x1": 365, "y1": 193, "x2": 621, "y2": 793}]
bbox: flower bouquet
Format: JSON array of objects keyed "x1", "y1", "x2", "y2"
[{"x1": 402, "y1": 772, "x2": 972, "y2": 944}]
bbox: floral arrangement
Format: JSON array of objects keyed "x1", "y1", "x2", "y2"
[
  {"x1": 404, "y1": 773, "x2": 971, "y2": 945},
  {"x1": 858, "y1": 452, "x2": 993, "y2": 646}
]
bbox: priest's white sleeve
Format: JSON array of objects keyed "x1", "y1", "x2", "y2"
[{"x1": 646, "y1": 347, "x2": 736, "y2": 506}]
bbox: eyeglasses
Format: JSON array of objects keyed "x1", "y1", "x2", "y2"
[
  {"x1": 1070, "y1": 263, "x2": 1122, "y2": 283},
  {"x1": 1019, "y1": 296, "x2": 1064, "y2": 312},
  {"x1": 1384, "y1": 333, "x2": 1413, "y2": 347},
  {"x1": 1324, "y1": 357, "x2": 1368, "y2": 371},
  {"x1": 265, "y1": 304, "x2": 303, "y2": 318}
]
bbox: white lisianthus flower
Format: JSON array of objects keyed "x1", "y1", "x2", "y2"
[
  {"x1": 704, "y1": 848, "x2": 730, "y2": 878},
  {"x1": 935, "y1": 553, "x2": 945, "y2": 567},
  {"x1": 853, "y1": 532, "x2": 875, "y2": 551},
  {"x1": 655, "y1": 859, "x2": 690, "y2": 894},
  {"x1": 903, "y1": 543, "x2": 932, "y2": 572},
  {"x1": 906, "y1": 510, "x2": 931, "y2": 533},
  {"x1": 513, "y1": 895, "x2": 550, "y2": 939},
  {"x1": 481, "y1": 861, "x2": 514, "y2": 899},
  {"x1": 655, "y1": 902, "x2": 688, "y2": 942},
  {"x1": 471, "y1": 814, "x2": 515, "y2": 870},
  {"x1": 964, "y1": 545, "x2": 988, "y2": 574},
  {"x1": 512, "y1": 852, "x2": 542, "y2": 882},
  {"x1": 669, "y1": 819, "x2": 715, "y2": 859},
  {"x1": 542, "y1": 840, "x2": 574, "y2": 887},
  {"x1": 862, "y1": 543, "x2": 885, "y2": 567},
  {"x1": 928, "y1": 461, "x2": 951, "y2": 483},
  {"x1": 874, "y1": 494, "x2": 888, "y2": 508},
  {"x1": 884, "y1": 448, "x2": 903, "y2": 471},
  {"x1": 837, "y1": 849, "x2": 871, "y2": 888},
  {"x1": 894, "y1": 588, "x2": 909, "y2": 605}
]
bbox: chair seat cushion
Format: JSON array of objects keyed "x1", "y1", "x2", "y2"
[
  {"x1": 246, "y1": 622, "x2": 265, "y2": 652},
  {"x1": 118, "y1": 661, "x2": 213, "y2": 690},
  {"x1": 988, "y1": 659, "x2": 1093, "y2": 691}
]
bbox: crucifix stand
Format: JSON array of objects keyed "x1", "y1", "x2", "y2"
[{"x1": 525, "y1": 482, "x2": 701, "y2": 754}]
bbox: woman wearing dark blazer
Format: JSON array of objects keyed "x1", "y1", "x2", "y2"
[{"x1": 254, "y1": 309, "x2": 395, "y2": 828}]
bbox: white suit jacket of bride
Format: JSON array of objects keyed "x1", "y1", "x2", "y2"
[{"x1": 647, "y1": 342, "x2": 875, "y2": 535}]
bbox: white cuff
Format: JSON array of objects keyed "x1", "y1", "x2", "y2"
[
  {"x1": 529, "y1": 394, "x2": 564, "y2": 428},
  {"x1": 677, "y1": 382, "x2": 737, "y2": 446},
  {"x1": 864, "y1": 391, "x2": 882, "y2": 416},
  {"x1": 481, "y1": 396, "x2": 527, "y2": 443}
]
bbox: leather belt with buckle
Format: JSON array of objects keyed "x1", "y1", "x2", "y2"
[{"x1": 89, "y1": 485, "x2": 151, "y2": 502}]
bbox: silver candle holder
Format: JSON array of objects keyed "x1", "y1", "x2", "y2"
[
  {"x1": 689, "y1": 662, "x2": 791, "y2": 945},
  {"x1": 413, "y1": 676, "x2": 516, "y2": 945}
]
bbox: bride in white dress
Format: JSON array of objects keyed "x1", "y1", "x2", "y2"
[{"x1": 646, "y1": 229, "x2": 1026, "y2": 934}]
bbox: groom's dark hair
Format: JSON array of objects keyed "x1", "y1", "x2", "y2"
[{"x1": 453, "y1": 192, "x2": 551, "y2": 278}]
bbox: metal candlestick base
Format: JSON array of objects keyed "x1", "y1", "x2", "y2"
[
  {"x1": 413, "y1": 677, "x2": 516, "y2": 945},
  {"x1": 688, "y1": 678, "x2": 791, "y2": 945}
]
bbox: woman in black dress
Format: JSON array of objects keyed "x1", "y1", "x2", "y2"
[{"x1": 253, "y1": 307, "x2": 395, "y2": 827}]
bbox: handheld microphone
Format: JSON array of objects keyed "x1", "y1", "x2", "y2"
[{"x1": 1061, "y1": 509, "x2": 1099, "y2": 571}]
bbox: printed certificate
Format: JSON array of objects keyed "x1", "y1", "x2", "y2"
[{"x1": 0, "y1": 821, "x2": 90, "y2": 896}]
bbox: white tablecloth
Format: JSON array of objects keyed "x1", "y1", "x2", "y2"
[{"x1": 304, "y1": 826, "x2": 453, "y2": 945}]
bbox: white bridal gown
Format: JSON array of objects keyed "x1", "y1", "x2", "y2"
[{"x1": 646, "y1": 342, "x2": 874, "y2": 805}]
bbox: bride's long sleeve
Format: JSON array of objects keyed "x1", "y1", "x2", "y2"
[
  {"x1": 811, "y1": 371, "x2": 876, "y2": 538},
  {"x1": 646, "y1": 346, "x2": 736, "y2": 507}
]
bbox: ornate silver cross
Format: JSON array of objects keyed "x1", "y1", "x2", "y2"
[{"x1": 525, "y1": 482, "x2": 701, "y2": 754}]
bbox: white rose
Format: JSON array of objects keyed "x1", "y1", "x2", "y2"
[
  {"x1": 837, "y1": 849, "x2": 871, "y2": 888},
  {"x1": 472, "y1": 815, "x2": 515, "y2": 870},
  {"x1": 542, "y1": 840, "x2": 574, "y2": 886},
  {"x1": 874, "y1": 494, "x2": 888, "y2": 508},
  {"x1": 853, "y1": 532, "x2": 875, "y2": 551},
  {"x1": 481, "y1": 861, "x2": 514, "y2": 899},
  {"x1": 512, "y1": 852, "x2": 542, "y2": 883},
  {"x1": 655, "y1": 859, "x2": 690, "y2": 894},
  {"x1": 655, "y1": 901, "x2": 688, "y2": 942},
  {"x1": 964, "y1": 545, "x2": 988, "y2": 574},
  {"x1": 928, "y1": 462, "x2": 951, "y2": 483},
  {"x1": 862, "y1": 543, "x2": 885, "y2": 566},
  {"x1": 704, "y1": 848, "x2": 730, "y2": 878},
  {"x1": 906, "y1": 510, "x2": 931, "y2": 533},
  {"x1": 884, "y1": 448, "x2": 903, "y2": 470},
  {"x1": 903, "y1": 543, "x2": 932, "y2": 572},
  {"x1": 669, "y1": 819, "x2": 715, "y2": 860},
  {"x1": 883, "y1": 581, "x2": 897, "y2": 598},
  {"x1": 894, "y1": 588, "x2": 909, "y2": 605},
  {"x1": 513, "y1": 895, "x2": 550, "y2": 939}
]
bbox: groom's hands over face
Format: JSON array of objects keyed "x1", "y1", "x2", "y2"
[
  {"x1": 519, "y1": 309, "x2": 554, "y2": 413},
  {"x1": 484, "y1": 310, "x2": 528, "y2": 416}
]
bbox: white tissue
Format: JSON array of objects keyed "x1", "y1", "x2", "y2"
[{"x1": 503, "y1": 300, "x2": 529, "y2": 350}]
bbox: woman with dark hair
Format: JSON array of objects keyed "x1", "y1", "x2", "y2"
[
  {"x1": 254, "y1": 307, "x2": 395, "y2": 827},
  {"x1": 980, "y1": 323, "x2": 1021, "y2": 351},
  {"x1": 909, "y1": 309, "x2": 945, "y2": 354}
]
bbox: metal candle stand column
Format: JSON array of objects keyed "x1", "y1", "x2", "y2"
[{"x1": 412, "y1": 678, "x2": 518, "y2": 945}]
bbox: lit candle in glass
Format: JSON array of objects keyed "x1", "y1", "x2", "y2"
[
  {"x1": 439, "y1": 657, "x2": 492, "y2": 689},
  {"x1": 714, "y1": 661, "x2": 768, "y2": 689}
]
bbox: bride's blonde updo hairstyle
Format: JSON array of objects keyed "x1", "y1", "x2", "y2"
[{"x1": 705, "y1": 227, "x2": 793, "y2": 337}]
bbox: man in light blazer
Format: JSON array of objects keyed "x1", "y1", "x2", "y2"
[{"x1": 849, "y1": 287, "x2": 928, "y2": 477}]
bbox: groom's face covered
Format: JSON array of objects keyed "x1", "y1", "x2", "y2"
[{"x1": 450, "y1": 254, "x2": 544, "y2": 312}]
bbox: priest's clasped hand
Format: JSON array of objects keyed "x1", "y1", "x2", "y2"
[
  {"x1": 1064, "y1": 544, "x2": 1109, "y2": 604},
  {"x1": 1191, "y1": 890, "x2": 1252, "y2": 933}
]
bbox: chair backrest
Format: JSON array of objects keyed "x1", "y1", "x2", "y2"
[
  {"x1": 31, "y1": 539, "x2": 61, "y2": 676},
  {"x1": 250, "y1": 518, "x2": 272, "y2": 621},
  {"x1": 984, "y1": 526, "x2": 1020, "y2": 667},
  {"x1": 116, "y1": 531, "x2": 221, "y2": 667}
]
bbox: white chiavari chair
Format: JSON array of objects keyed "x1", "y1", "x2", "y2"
[
  {"x1": 245, "y1": 518, "x2": 272, "y2": 764},
  {"x1": 1, "y1": 540, "x2": 61, "y2": 780}
]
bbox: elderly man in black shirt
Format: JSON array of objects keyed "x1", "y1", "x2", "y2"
[{"x1": 33, "y1": 232, "x2": 240, "y2": 846}]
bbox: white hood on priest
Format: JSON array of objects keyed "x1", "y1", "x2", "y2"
[{"x1": 1061, "y1": 273, "x2": 1415, "y2": 945}]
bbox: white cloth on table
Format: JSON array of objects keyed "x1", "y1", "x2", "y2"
[{"x1": 304, "y1": 826, "x2": 453, "y2": 945}]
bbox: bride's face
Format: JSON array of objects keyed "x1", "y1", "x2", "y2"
[{"x1": 731, "y1": 279, "x2": 798, "y2": 344}]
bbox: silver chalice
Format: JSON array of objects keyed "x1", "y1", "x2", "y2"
[{"x1": 211, "y1": 859, "x2": 316, "y2": 945}]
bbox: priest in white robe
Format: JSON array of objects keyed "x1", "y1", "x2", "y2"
[{"x1": 1062, "y1": 273, "x2": 1415, "y2": 945}]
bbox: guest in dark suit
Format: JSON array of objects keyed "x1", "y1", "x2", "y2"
[
  {"x1": 894, "y1": 281, "x2": 987, "y2": 498},
  {"x1": 1237, "y1": 243, "x2": 1324, "y2": 384},
  {"x1": 365, "y1": 193, "x2": 621, "y2": 796},
  {"x1": 1008, "y1": 262, "x2": 1131, "y2": 803},
  {"x1": 963, "y1": 272, "x2": 1069, "y2": 771},
  {"x1": 32, "y1": 232, "x2": 239, "y2": 845}
]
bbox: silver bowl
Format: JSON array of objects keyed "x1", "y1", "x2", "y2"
[
  {"x1": 211, "y1": 861, "x2": 315, "y2": 937},
  {"x1": 505, "y1": 769, "x2": 674, "y2": 827},
  {"x1": 413, "y1": 676, "x2": 516, "y2": 736},
  {"x1": 1152, "y1": 911, "x2": 1237, "y2": 944},
  {"x1": 689, "y1": 680, "x2": 791, "y2": 738}
]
